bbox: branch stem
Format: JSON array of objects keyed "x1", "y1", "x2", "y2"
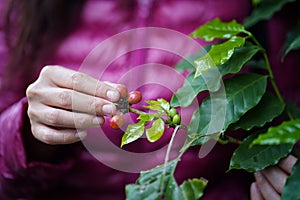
[
  {"x1": 251, "y1": 35, "x2": 293, "y2": 120},
  {"x1": 129, "y1": 107, "x2": 148, "y2": 115},
  {"x1": 160, "y1": 125, "x2": 180, "y2": 193},
  {"x1": 220, "y1": 133, "x2": 242, "y2": 145}
]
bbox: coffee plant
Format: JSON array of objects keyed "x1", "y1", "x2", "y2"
[{"x1": 109, "y1": 0, "x2": 300, "y2": 199}]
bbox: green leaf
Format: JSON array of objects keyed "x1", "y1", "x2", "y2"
[
  {"x1": 282, "y1": 20, "x2": 300, "y2": 59},
  {"x1": 218, "y1": 43, "x2": 260, "y2": 76},
  {"x1": 283, "y1": 35, "x2": 300, "y2": 58},
  {"x1": 189, "y1": 73, "x2": 267, "y2": 146},
  {"x1": 244, "y1": 59, "x2": 267, "y2": 70},
  {"x1": 191, "y1": 18, "x2": 249, "y2": 41},
  {"x1": 157, "y1": 99, "x2": 170, "y2": 112},
  {"x1": 229, "y1": 134, "x2": 293, "y2": 172},
  {"x1": 144, "y1": 99, "x2": 170, "y2": 113},
  {"x1": 224, "y1": 73, "x2": 267, "y2": 127},
  {"x1": 218, "y1": 42, "x2": 261, "y2": 75},
  {"x1": 171, "y1": 43, "x2": 260, "y2": 107},
  {"x1": 252, "y1": 119, "x2": 300, "y2": 145},
  {"x1": 194, "y1": 36, "x2": 246, "y2": 78},
  {"x1": 137, "y1": 114, "x2": 155, "y2": 122},
  {"x1": 282, "y1": 159, "x2": 300, "y2": 200},
  {"x1": 125, "y1": 159, "x2": 178, "y2": 200},
  {"x1": 146, "y1": 118, "x2": 165, "y2": 142},
  {"x1": 164, "y1": 176, "x2": 184, "y2": 200},
  {"x1": 179, "y1": 179, "x2": 207, "y2": 200},
  {"x1": 170, "y1": 71, "x2": 219, "y2": 108},
  {"x1": 165, "y1": 177, "x2": 207, "y2": 200},
  {"x1": 230, "y1": 92, "x2": 285, "y2": 131},
  {"x1": 286, "y1": 101, "x2": 300, "y2": 119},
  {"x1": 252, "y1": 0, "x2": 262, "y2": 6},
  {"x1": 175, "y1": 49, "x2": 209, "y2": 72},
  {"x1": 121, "y1": 123, "x2": 145, "y2": 147},
  {"x1": 126, "y1": 158, "x2": 207, "y2": 200},
  {"x1": 187, "y1": 93, "x2": 225, "y2": 146},
  {"x1": 243, "y1": 0, "x2": 297, "y2": 28},
  {"x1": 144, "y1": 100, "x2": 163, "y2": 111}
]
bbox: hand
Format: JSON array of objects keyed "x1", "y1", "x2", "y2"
[
  {"x1": 250, "y1": 154, "x2": 297, "y2": 200},
  {"x1": 26, "y1": 65, "x2": 127, "y2": 145}
]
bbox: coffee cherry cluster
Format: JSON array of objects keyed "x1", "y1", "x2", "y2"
[
  {"x1": 109, "y1": 90, "x2": 142, "y2": 129},
  {"x1": 166, "y1": 107, "x2": 181, "y2": 127}
]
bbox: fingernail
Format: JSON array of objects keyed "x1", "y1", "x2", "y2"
[
  {"x1": 254, "y1": 172, "x2": 263, "y2": 181},
  {"x1": 107, "y1": 90, "x2": 120, "y2": 102},
  {"x1": 102, "y1": 104, "x2": 116, "y2": 115},
  {"x1": 93, "y1": 117, "x2": 103, "y2": 125},
  {"x1": 75, "y1": 131, "x2": 87, "y2": 139}
]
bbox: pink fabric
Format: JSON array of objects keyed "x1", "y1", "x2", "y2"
[{"x1": 1, "y1": 0, "x2": 299, "y2": 199}]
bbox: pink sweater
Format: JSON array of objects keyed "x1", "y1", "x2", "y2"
[{"x1": 1, "y1": 0, "x2": 299, "y2": 199}]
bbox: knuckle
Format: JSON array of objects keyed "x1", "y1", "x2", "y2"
[
  {"x1": 32, "y1": 126, "x2": 53, "y2": 144},
  {"x1": 27, "y1": 106, "x2": 37, "y2": 119},
  {"x1": 71, "y1": 72, "x2": 85, "y2": 88},
  {"x1": 31, "y1": 126, "x2": 40, "y2": 140},
  {"x1": 45, "y1": 109, "x2": 60, "y2": 125},
  {"x1": 42, "y1": 131, "x2": 55, "y2": 144},
  {"x1": 58, "y1": 90, "x2": 72, "y2": 108},
  {"x1": 26, "y1": 84, "x2": 39, "y2": 99},
  {"x1": 95, "y1": 82, "x2": 104, "y2": 93},
  {"x1": 62, "y1": 133, "x2": 68, "y2": 143},
  {"x1": 30, "y1": 123, "x2": 38, "y2": 136},
  {"x1": 40, "y1": 65, "x2": 53, "y2": 77},
  {"x1": 74, "y1": 117, "x2": 86, "y2": 128},
  {"x1": 88, "y1": 97, "x2": 98, "y2": 113}
]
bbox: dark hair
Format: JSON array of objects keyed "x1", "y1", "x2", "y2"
[{"x1": 3, "y1": 0, "x2": 85, "y2": 92}]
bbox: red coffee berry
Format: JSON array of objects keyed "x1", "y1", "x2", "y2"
[
  {"x1": 128, "y1": 91, "x2": 142, "y2": 104},
  {"x1": 109, "y1": 114, "x2": 124, "y2": 129}
]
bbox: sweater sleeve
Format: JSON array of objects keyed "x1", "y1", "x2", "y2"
[
  {"x1": 0, "y1": 98, "x2": 78, "y2": 199},
  {"x1": 0, "y1": 98, "x2": 28, "y2": 178}
]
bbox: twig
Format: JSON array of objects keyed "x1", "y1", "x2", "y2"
[{"x1": 160, "y1": 125, "x2": 180, "y2": 193}]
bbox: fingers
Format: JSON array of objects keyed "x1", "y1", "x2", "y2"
[
  {"x1": 260, "y1": 166, "x2": 288, "y2": 194},
  {"x1": 254, "y1": 172, "x2": 280, "y2": 200},
  {"x1": 250, "y1": 183, "x2": 264, "y2": 200},
  {"x1": 40, "y1": 65, "x2": 121, "y2": 102},
  {"x1": 105, "y1": 82, "x2": 128, "y2": 98},
  {"x1": 278, "y1": 154, "x2": 297, "y2": 174},
  {"x1": 31, "y1": 123, "x2": 87, "y2": 145},
  {"x1": 28, "y1": 104, "x2": 105, "y2": 129},
  {"x1": 26, "y1": 65, "x2": 129, "y2": 145},
  {"x1": 252, "y1": 154, "x2": 298, "y2": 200},
  {"x1": 41, "y1": 88, "x2": 116, "y2": 116}
]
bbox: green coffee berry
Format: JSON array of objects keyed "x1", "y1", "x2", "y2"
[{"x1": 172, "y1": 114, "x2": 181, "y2": 125}]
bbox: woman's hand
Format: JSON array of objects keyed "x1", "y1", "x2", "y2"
[
  {"x1": 26, "y1": 65, "x2": 127, "y2": 145},
  {"x1": 250, "y1": 154, "x2": 297, "y2": 200}
]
